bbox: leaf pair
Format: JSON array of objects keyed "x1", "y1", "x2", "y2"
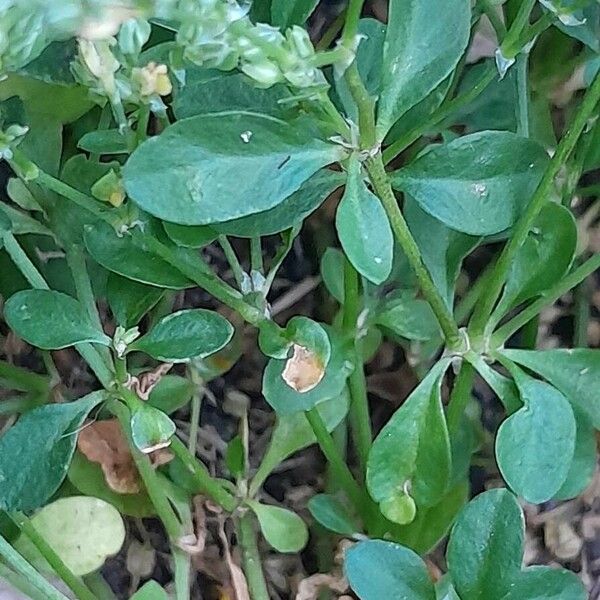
[{"x1": 345, "y1": 489, "x2": 586, "y2": 600}]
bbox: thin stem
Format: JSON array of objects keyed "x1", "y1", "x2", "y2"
[
  {"x1": 364, "y1": 153, "x2": 461, "y2": 348},
  {"x1": 236, "y1": 511, "x2": 269, "y2": 600},
  {"x1": 501, "y1": 0, "x2": 536, "y2": 55},
  {"x1": 83, "y1": 573, "x2": 118, "y2": 600},
  {"x1": 471, "y1": 71, "x2": 600, "y2": 336},
  {"x1": 304, "y1": 407, "x2": 364, "y2": 511},
  {"x1": 492, "y1": 253, "x2": 600, "y2": 345},
  {"x1": 515, "y1": 53, "x2": 530, "y2": 137},
  {"x1": 342, "y1": 259, "x2": 372, "y2": 476},
  {"x1": 9, "y1": 512, "x2": 96, "y2": 600},
  {"x1": 344, "y1": 62, "x2": 376, "y2": 148},
  {"x1": 383, "y1": 65, "x2": 497, "y2": 164},
  {"x1": 250, "y1": 237, "x2": 263, "y2": 274},
  {"x1": 316, "y1": 9, "x2": 347, "y2": 50},
  {"x1": 76, "y1": 344, "x2": 114, "y2": 389},
  {"x1": 341, "y1": 0, "x2": 366, "y2": 47},
  {"x1": 2, "y1": 232, "x2": 49, "y2": 289},
  {"x1": 574, "y1": 278, "x2": 590, "y2": 347},
  {"x1": 479, "y1": 0, "x2": 507, "y2": 40},
  {"x1": 446, "y1": 362, "x2": 475, "y2": 434},
  {"x1": 0, "y1": 532, "x2": 70, "y2": 600},
  {"x1": 218, "y1": 235, "x2": 245, "y2": 289},
  {"x1": 170, "y1": 437, "x2": 237, "y2": 512}
]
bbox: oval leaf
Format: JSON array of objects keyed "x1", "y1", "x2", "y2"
[
  {"x1": 17, "y1": 496, "x2": 125, "y2": 576},
  {"x1": 130, "y1": 404, "x2": 176, "y2": 454},
  {"x1": 496, "y1": 369, "x2": 576, "y2": 503},
  {"x1": 500, "y1": 566, "x2": 587, "y2": 600},
  {"x1": 246, "y1": 500, "x2": 309, "y2": 553},
  {"x1": 376, "y1": 0, "x2": 471, "y2": 136},
  {"x1": 4, "y1": 289, "x2": 110, "y2": 350},
  {"x1": 345, "y1": 539, "x2": 435, "y2": 600},
  {"x1": 0, "y1": 392, "x2": 105, "y2": 511},
  {"x1": 308, "y1": 494, "x2": 359, "y2": 536},
  {"x1": 367, "y1": 361, "x2": 451, "y2": 512},
  {"x1": 447, "y1": 489, "x2": 524, "y2": 600},
  {"x1": 130, "y1": 309, "x2": 233, "y2": 362},
  {"x1": 391, "y1": 131, "x2": 550, "y2": 235},
  {"x1": 123, "y1": 112, "x2": 343, "y2": 225},
  {"x1": 336, "y1": 156, "x2": 393, "y2": 284}
]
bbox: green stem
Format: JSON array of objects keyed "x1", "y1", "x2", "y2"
[
  {"x1": 574, "y1": 278, "x2": 590, "y2": 347},
  {"x1": 471, "y1": 71, "x2": 600, "y2": 337},
  {"x1": 0, "y1": 562, "x2": 48, "y2": 600},
  {"x1": 250, "y1": 237, "x2": 263, "y2": 274},
  {"x1": 344, "y1": 62, "x2": 376, "y2": 148},
  {"x1": 9, "y1": 512, "x2": 96, "y2": 600},
  {"x1": 83, "y1": 572, "x2": 118, "y2": 600},
  {"x1": 76, "y1": 343, "x2": 115, "y2": 389},
  {"x1": 169, "y1": 437, "x2": 237, "y2": 512},
  {"x1": 501, "y1": 0, "x2": 536, "y2": 55},
  {"x1": 236, "y1": 511, "x2": 270, "y2": 600},
  {"x1": 342, "y1": 259, "x2": 371, "y2": 476},
  {"x1": 364, "y1": 153, "x2": 461, "y2": 348},
  {"x1": 479, "y1": 0, "x2": 507, "y2": 40},
  {"x1": 341, "y1": 0, "x2": 366, "y2": 47},
  {"x1": 515, "y1": 52, "x2": 530, "y2": 137},
  {"x1": 446, "y1": 362, "x2": 475, "y2": 434},
  {"x1": 304, "y1": 407, "x2": 364, "y2": 511},
  {"x1": 316, "y1": 9, "x2": 347, "y2": 50},
  {"x1": 383, "y1": 65, "x2": 497, "y2": 164},
  {"x1": 2, "y1": 232, "x2": 49, "y2": 289},
  {"x1": 0, "y1": 532, "x2": 70, "y2": 600},
  {"x1": 492, "y1": 253, "x2": 600, "y2": 345},
  {"x1": 218, "y1": 235, "x2": 245, "y2": 289}
]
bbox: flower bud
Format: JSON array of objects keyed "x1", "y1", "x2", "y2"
[{"x1": 132, "y1": 62, "x2": 173, "y2": 98}]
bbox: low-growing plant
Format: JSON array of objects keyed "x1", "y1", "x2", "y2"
[{"x1": 0, "y1": 0, "x2": 599, "y2": 598}]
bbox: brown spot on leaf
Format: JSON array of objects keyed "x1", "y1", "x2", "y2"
[{"x1": 281, "y1": 344, "x2": 325, "y2": 393}]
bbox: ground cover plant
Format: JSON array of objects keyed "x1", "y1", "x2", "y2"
[{"x1": 0, "y1": 0, "x2": 599, "y2": 598}]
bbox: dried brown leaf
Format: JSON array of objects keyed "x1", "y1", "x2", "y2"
[{"x1": 282, "y1": 344, "x2": 324, "y2": 393}]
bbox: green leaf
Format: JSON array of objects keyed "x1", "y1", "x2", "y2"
[
  {"x1": 7, "y1": 177, "x2": 43, "y2": 212},
  {"x1": 251, "y1": 392, "x2": 349, "y2": 493},
  {"x1": 262, "y1": 329, "x2": 353, "y2": 414},
  {"x1": 494, "y1": 203, "x2": 577, "y2": 316},
  {"x1": 405, "y1": 199, "x2": 480, "y2": 308},
  {"x1": 495, "y1": 368, "x2": 576, "y2": 503},
  {"x1": 367, "y1": 360, "x2": 451, "y2": 512},
  {"x1": 225, "y1": 435, "x2": 245, "y2": 478},
  {"x1": 553, "y1": 410, "x2": 596, "y2": 500},
  {"x1": 0, "y1": 203, "x2": 53, "y2": 237},
  {"x1": 0, "y1": 391, "x2": 105, "y2": 511},
  {"x1": 123, "y1": 112, "x2": 343, "y2": 225},
  {"x1": 308, "y1": 494, "x2": 359, "y2": 536},
  {"x1": 4, "y1": 289, "x2": 110, "y2": 349},
  {"x1": 84, "y1": 220, "x2": 194, "y2": 290},
  {"x1": 130, "y1": 309, "x2": 233, "y2": 362},
  {"x1": 78, "y1": 129, "x2": 128, "y2": 155},
  {"x1": 468, "y1": 355, "x2": 522, "y2": 414},
  {"x1": 271, "y1": 0, "x2": 318, "y2": 27},
  {"x1": 147, "y1": 375, "x2": 195, "y2": 415},
  {"x1": 214, "y1": 170, "x2": 344, "y2": 238},
  {"x1": 395, "y1": 481, "x2": 469, "y2": 555},
  {"x1": 376, "y1": 0, "x2": 471, "y2": 136},
  {"x1": 499, "y1": 566, "x2": 587, "y2": 600},
  {"x1": 107, "y1": 273, "x2": 165, "y2": 328},
  {"x1": 163, "y1": 222, "x2": 218, "y2": 248},
  {"x1": 320, "y1": 247, "x2": 345, "y2": 304},
  {"x1": 375, "y1": 293, "x2": 441, "y2": 341},
  {"x1": 447, "y1": 489, "x2": 524, "y2": 600},
  {"x1": 391, "y1": 131, "x2": 549, "y2": 236},
  {"x1": 130, "y1": 403, "x2": 176, "y2": 454},
  {"x1": 173, "y1": 69, "x2": 291, "y2": 120},
  {"x1": 501, "y1": 348, "x2": 600, "y2": 428},
  {"x1": 131, "y1": 581, "x2": 169, "y2": 600},
  {"x1": 286, "y1": 316, "x2": 331, "y2": 366},
  {"x1": 15, "y1": 496, "x2": 125, "y2": 576},
  {"x1": 246, "y1": 500, "x2": 309, "y2": 553},
  {"x1": 68, "y1": 452, "x2": 155, "y2": 518},
  {"x1": 345, "y1": 540, "x2": 435, "y2": 600},
  {"x1": 336, "y1": 156, "x2": 393, "y2": 284}
]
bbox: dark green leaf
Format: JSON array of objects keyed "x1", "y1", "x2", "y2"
[
  {"x1": 130, "y1": 580, "x2": 169, "y2": 600},
  {"x1": 447, "y1": 489, "x2": 524, "y2": 600},
  {"x1": 84, "y1": 220, "x2": 194, "y2": 290},
  {"x1": 336, "y1": 156, "x2": 393, "y2": 284},
  {"x1": 4, "y1": 289, "x2": 110, "y2": 349},
  {"x1": 124, "y1": 112, "x2": 343, "y2": 225},
  {"x1": 130, "y1": 309, "x2": 234, "y2": 362},
  {"x1": 345, "y1": 540, "x2": 435, "y2": 600},
  {"x1": 214, "y1": 170, "x2": 344, "y2": 237},
  {"x1": 308, "y1": 494, "x2": 359, "y2": 535},
  {"x1": 271, "y1": 0, "x2": 318, "y2": 27},
  {"x1": 107, "y1": 273, "x2": 165, "y2": 328},
  {"x1": 375, "y1": 293, "x2": 441, "y2": 341},
  {"x1": 130, "y1": 404, "x2": 176, "y2": 454},
  {"x1": 500, "y1": 349, "x2": 600, "y2": 428},
  {"x1": 0, "y1": 391, "x2": 105, "y2": 510},
  {"x1": 496, "y1": 368, "x2": 575, "y2": 503},
  {"x1": 163, "y1": 222, "x2": 218, "y2": 248},
  {"x1": 262, "y1": 329, "x2": 353, "y2": 415},
  {"x1": 78, "y1": 129, "x2": 128, "y2": 155},
  {"x1": 494, "y1": 203, "x2": 577, "y2": 316},
  {"x1": 246, "y1": 500, "x2": 309, "y2": 553},
  {"x1": 320, "y1": 247, "x2": 345, "y2": 304},
  {"x1": 499, "y1": 565, "x2": 587, "y2": 600},
  {"x1": 147, "y1": 375, "x2": 195, "y2": 415},
  {"x1": 367, "y1": 360, "x2": 451, "y2": 513},
  {"x1": 0, "y1": 203, "x2": 52, "y2": 237},
  {"x1": 391, "y1": 132, "x2": 549, "y2": 236},
  {"x1": 376, "y1": 0, "x2": 471, "y2": 136},
  {"x1": 405, "y1": 199, "x2": 479, "y2": 308},
  {"x1": 225, "y1": 435, "x2": 245, "y2": 478}
]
